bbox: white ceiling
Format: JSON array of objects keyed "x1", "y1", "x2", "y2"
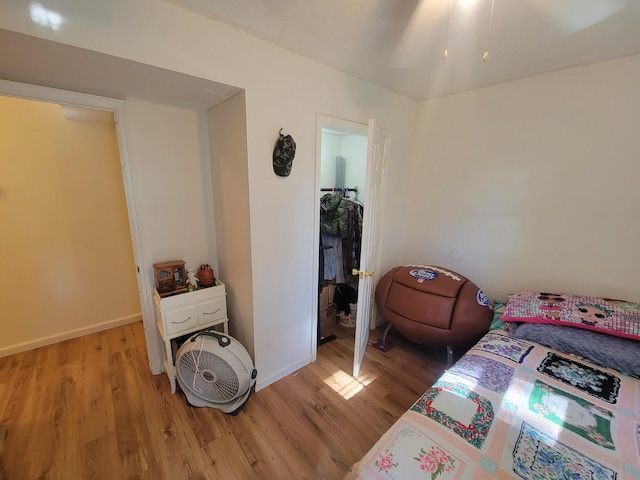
[
  {"x1": 172, "y1": 0, "x2": 640, "y2": 100},
  {"x1": 2, "y1": 2, "x2": 640, "y2": 106}
]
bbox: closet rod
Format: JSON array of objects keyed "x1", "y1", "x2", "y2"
[{"x1": 320, "y1": 187, "x2": 359, "y2": 193}]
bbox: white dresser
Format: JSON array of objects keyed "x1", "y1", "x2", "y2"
[{"x1": 154, "y1": 279, "x2": 229, "y2": 393}]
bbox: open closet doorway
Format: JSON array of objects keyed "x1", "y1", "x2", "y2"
[{"x1": 314, "y1": 115, "x2": 387, "y2": 377}]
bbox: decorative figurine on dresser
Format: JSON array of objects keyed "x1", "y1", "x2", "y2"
[
  {"x1": 153, "y1": 260, "x2": 229, "y2": 393},
  {"x1": 186, "y1": 267, "x2": 199, "y2": 291}
]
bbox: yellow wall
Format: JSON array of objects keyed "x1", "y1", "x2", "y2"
[{"x1": 0, "y1": 96, "x2": 141, "y2": 354}]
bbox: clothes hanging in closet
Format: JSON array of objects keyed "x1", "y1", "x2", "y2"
[
  {"x1": 321, "y1": 233, "x2": 345, "y2": 284},
  {"x1": 319, "y1": 192, "x2": 363, "y2": 284}
]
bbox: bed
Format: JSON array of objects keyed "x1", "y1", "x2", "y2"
[{"x1": 346, "y1": 292, "x2": 640, "y2": 480}]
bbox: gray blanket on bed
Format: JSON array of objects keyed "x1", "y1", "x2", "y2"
[{"x1": 508, "y1": 322, "x2": 640, "y2": 377}]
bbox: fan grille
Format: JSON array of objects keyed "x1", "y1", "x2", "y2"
[{"x1": 178, "y1": 349, "x2": 240, "y2": 402}]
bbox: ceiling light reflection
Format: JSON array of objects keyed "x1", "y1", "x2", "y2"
[{"x1": 30, "y1": 3, "x2": 62, "y2": 31}]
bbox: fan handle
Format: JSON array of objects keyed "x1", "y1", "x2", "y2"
[{"x1": 190, "y1": 330, "x2": 231, "y2": 347}]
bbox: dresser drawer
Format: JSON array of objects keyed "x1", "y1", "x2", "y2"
[
  {"x1": 197, "y1": 297, "x2": 227, "y2": 325},
  {"x1": 164, "y1": 305, "x2": 198, "y2": 335}
]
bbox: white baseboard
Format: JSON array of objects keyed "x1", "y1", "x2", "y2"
[
  {"x1": 0, "y1": 314, "x2": 142, "y2": 358},
  {"x1": 255, "y1": 355, "x2": 313, "y2": 392}
]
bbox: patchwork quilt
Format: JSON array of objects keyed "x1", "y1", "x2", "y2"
[{"x1": 346, "y1": 331, "x2": 640, "y2": 480}]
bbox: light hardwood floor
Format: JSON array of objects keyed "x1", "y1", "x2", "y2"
[{"x1": 0, "y1": 321, "x2": 448, "y2": 479}]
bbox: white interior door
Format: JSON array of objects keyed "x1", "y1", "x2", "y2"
[{"x1": 353, "y1": 119, "x2": 387, "y2": 378}]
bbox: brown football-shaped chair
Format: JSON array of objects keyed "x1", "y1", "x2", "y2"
[{"x1": 375, "y1": 265, "x2": 493, "y2": 366}]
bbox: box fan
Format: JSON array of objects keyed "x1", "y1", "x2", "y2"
[{"x1": 176, "y1": 331, "x2": 257, "y2": 415}]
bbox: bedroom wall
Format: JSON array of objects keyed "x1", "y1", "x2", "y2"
[
  {"x1": 0, "y1": 96, "x2": 140, "y2": 355},
  {"x1": 405, "y1": 53, "x2": 640, "y2": 303},
  {"x1": 124, "y1": 98, "x2": 217, "y2": 273},
  {"x1": 122, "y1": 98, "x2": 218, "y2": 367},
  {"x1": 0, "y1": 0, "x2": 418, "y2": 387},
  {"x1": 207, "y1": 92, "x2": 254, "y2": 358}
]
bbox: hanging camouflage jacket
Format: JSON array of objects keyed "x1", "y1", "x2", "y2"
[{"x1": 320, "y1": 193, "x2": 350, "y2": 237}]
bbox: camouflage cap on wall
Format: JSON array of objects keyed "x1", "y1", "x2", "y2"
[{"x1": 272, "y1": 128, "x2": 296, "y2": 177}]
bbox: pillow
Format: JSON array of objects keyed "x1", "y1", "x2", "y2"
[
  {"x1": 508, "y1": 322, "x2": 640, "y2": 377},
  {"x1": 489, "y1": 299, "x2": 507, "y2": 330},
  {"x1": 501, "y1": 291, "x2": 640, "y2": 341}
]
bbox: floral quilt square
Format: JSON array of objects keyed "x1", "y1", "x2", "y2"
[
  {"x1": 448, "y1": 354, "x2": 515, "y2": 394},
  {"x1": 512, "y1": 422, "x2": 617, "y2": 480},
  {"x1": 472, "y1": 333, "x2": 534, "y2": 364},
  {"x1": 528, "y1": 380, "x2": 615, "y2": 450},
  {"x1": 366, "y1": 422, "x2": 465, "y2": 480},
  {"x1": 411, "y1": 381, "x2": 494, "y2": 449},
  {"x1": 537, "y1": 352, "x2": 620, "y2": 404}
]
